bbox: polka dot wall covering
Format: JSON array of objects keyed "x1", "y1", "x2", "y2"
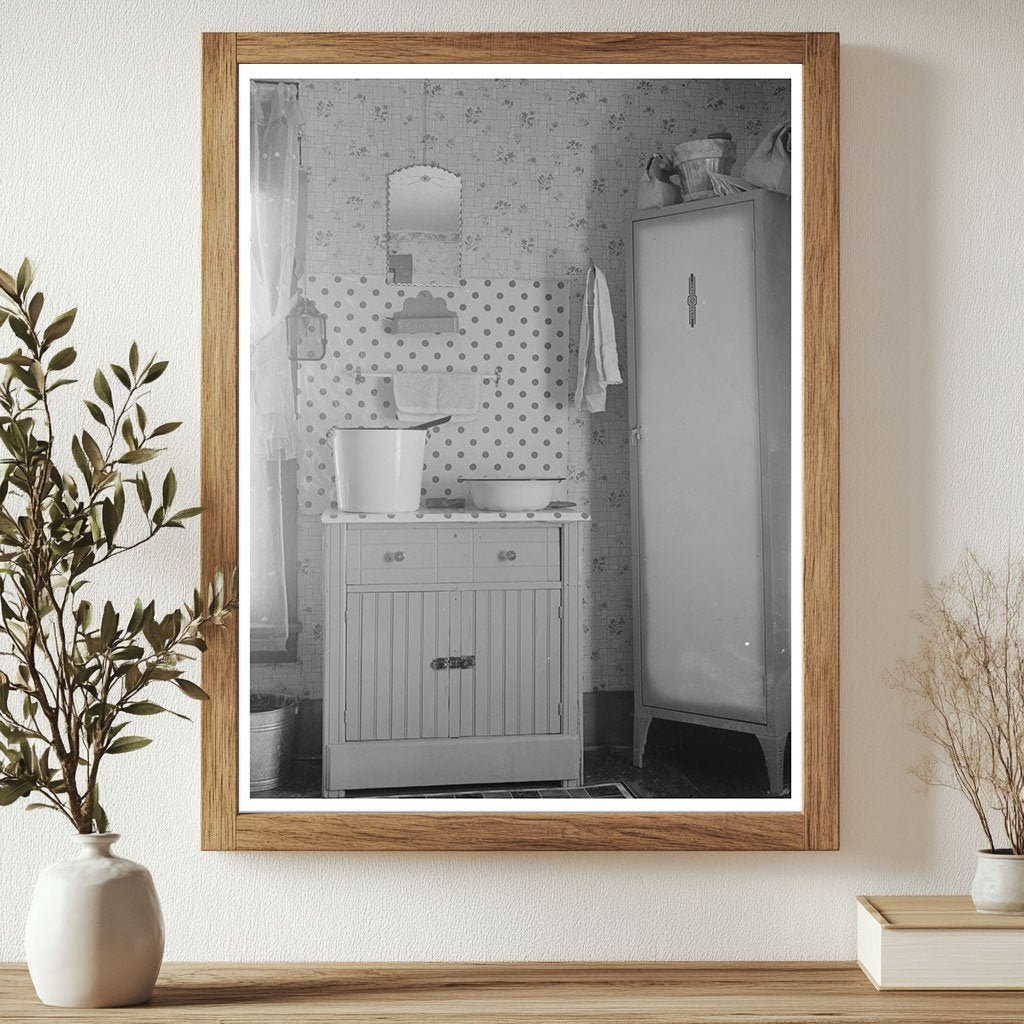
[{"x1": 297, "y1": 275, "x2": 572, "y2": 512}]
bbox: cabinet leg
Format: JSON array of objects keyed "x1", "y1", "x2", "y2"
[
  {"x1": 757, "y1": 733, "x2": 789, "y2": 797},
  {"x1": 633, "y1": 713, "x2": 652, "y2": 768}
]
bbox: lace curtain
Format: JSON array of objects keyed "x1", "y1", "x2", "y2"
[{"x1": 249, "y1": 83, "x2": 303, "y2": 652}]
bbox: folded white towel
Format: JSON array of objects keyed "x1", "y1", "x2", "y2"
[
  {"x1": 575, "y1": 263, "x2": 622, "y2": 413},
  {"x1": 392, "y1": 371, "x2": 480, "y2": 424}
]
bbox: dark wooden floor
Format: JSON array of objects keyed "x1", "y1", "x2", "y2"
[{"x1": 254, "y1": 717, "x2": 786, "y2": 800}]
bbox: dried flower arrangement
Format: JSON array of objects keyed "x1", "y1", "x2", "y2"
[{"x1": 895, "y1": 551, "x2": 1024, "y2": 854}]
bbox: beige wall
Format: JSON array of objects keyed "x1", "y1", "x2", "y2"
[{"x1": 1, "y1": 0, "x2": 1023, "y2": 961}]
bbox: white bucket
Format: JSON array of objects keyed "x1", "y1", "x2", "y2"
[{"x1": 331, "y1": 428, "x2": 426, "y2": 513}]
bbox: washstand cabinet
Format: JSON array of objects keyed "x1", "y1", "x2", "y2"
[{"x1": 322, "y1": 509, "x2": 587, "y2": 796}]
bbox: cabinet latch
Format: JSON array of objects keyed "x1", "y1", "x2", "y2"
[{"x1": 430, "y1": 655, "x2": 476, "y2": 671}]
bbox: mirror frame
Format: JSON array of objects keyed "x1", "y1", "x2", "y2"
[
  {"x1": 201, "y1": 31, "x2": 839, "y2": 851},
  {"x1": 386, "y1": 163, "x2": 463, "y2": 284}
]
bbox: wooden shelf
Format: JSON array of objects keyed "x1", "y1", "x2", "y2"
[{"x1": 3, "y1": 962, "x2": 1024, "y2": 1022}]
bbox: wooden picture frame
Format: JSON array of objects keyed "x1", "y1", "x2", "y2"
[{"x1": 201, "y1": 31, "x2": 839, "y2": 851}]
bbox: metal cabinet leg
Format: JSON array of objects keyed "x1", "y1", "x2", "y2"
[
  {"x1": 633, "y1": 712, "x2": 652, "y2": 768},
  {"x1": 757, "y1": 733, "x2": 789, "y2": 797}
]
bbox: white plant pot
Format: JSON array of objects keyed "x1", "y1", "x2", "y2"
[
  {"x1": 971, "y1": 850, "x2": 1024, "y2": 914},
  {"x1": 25, "y1": 833, "x2": 164, "y2": 1007}
]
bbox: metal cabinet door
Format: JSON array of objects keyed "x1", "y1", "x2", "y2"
[{"x1": 631, "y1": 201, "x2": 767, "y2": 724}]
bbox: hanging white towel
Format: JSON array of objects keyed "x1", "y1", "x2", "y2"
[
  {"x1": 574, "y1": 263, "x2": 622, "y2": 413},
  {"x1": 392, "y1": 371, "x2": 481, "y2": 423}
]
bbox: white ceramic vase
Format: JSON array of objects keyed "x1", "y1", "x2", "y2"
[
  {"x1": 25, "y1": 833, "x2": 164, "y2": 1007},
  {"x1": 971, "y1": 850, "x2": 1024, "y2": 914}
]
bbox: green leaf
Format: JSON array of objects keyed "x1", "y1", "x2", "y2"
[
  {"x1": 100, "y1": 601, "x2": 117, "y2": 646},
  {"x1": 162, "y1": 468, "x2": 176, "y2": 508},
  {"x1": 129, "y1": 342, "x2": 139, "y2": 375},
  {"x1": 175, "y1": 679, "x2": 210, "y2": 701},
  {"x1": 42, "y1": 308, "x2": 76, "y2": 344},
  {"x1": 121, "y1": 418, "x2": 137, "y2": 449},
  {"x1": 150, "y1": 421, "x2": 182, "y2": 438},
  {"x1": 124, "y1": 700, "x2": 189, "y2": 722},
  {"x1": 71, "y1": 435, "x2": 92, "y2": 482},
  {"x1": 101, "y1": 498, "x2": 117, "y2": 546},
  {"x1": 81, "y1": 431, "x2": 105, "y2": 471},
  {"x1": 142, "y1": 360, "x2": 168, "y2": 383},
  {"x1": 8, "y1": 317, "x2": 31, "y2": 345},
  {"x1": 168, "y1": 507, "x2": 203, "y2": 524},
  {"x1": 0, "y1": 779, "x2": 33, "y2": 805},
  {"x1": 48, "y1": 346, "x2": 77, "y2": 371},
  {"x1": 27, "y1": 291, "x2": 43, "y2": 328},
  {"x1": 91, "y1": 785, "x2": 108, "y2": 834},
  {"x1": 93, "y1": 369, "x2": 113, "y2": 408},
  {"x1": 0, "y1": 269, "x2": 18, "y2": 300},
  {"x1": 105, "y1": 735, "x2": 152, "y2": 755},
  {"x1": 16, "y1": 258, "x2": 34, "y2": 298},
  {"x1": 110, "y1": 363, "x2": 131, "y2": 388},
  {"x1": 123, "y1": 701, "x2": 164, "y2": 715},
  {"x1": 83, "y1": 400, "x2": 106, "y2": 427},
  {"x1": 26, "y1": 803, "x2": 61, "y2": 813},
  {"x1": 118, "y1": 448, "x2": 158, "y2": 465},
  {"x1": 135, "y1": 473, "x2": 152, "y2": 513}
]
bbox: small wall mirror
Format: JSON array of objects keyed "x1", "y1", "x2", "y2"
[{"x1": 386, "y1": 164, "x2": 462, "y2": 284}]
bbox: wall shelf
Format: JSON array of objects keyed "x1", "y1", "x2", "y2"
[{"x1": 1, "y1": 962, "x2": 1016, "y2": 1022}]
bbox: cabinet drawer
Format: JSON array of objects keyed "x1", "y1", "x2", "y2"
[
  {"x1": 346, "y1": 528, "x2": 472, "y2": 584},
  {"x1": 472, "y1": 528, "x2": 560, "y2": 582}
]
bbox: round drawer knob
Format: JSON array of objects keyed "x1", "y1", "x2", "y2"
[
  {"x1": 501, "y1": 550, "x2": 517, "y2": 562},
  {"x1": 394, "y1": 551, "x2": 405, "y2": 562}
]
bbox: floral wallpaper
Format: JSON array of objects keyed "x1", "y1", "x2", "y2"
[{"x1": 251, "y1": 76, "x2": 790, "y2": 703}]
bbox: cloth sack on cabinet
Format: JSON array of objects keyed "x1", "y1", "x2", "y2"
[
  {"x1": 742, "y1": 120, "x2": 792, "y2": 195},
  {"x1": 574, "y1": 263, "x2": 622, "y2": 414}
]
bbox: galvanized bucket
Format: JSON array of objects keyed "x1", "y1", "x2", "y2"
[{"x1": 250, "y1": 693, "x2": 298, "y2": 792}]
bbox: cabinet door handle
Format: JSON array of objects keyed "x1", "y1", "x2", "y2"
[
  {"x1": 429, "y1": 655, "x2": 476, "y2": 670},
  {"x1": 687, "y1": 273, "x2": 697, "y2": 328},
  {"x1": 499, "y1": 549, "x2": 517, "y2": 562},
  {"x1": 384, "y1": 550, "x2": 406, "y2": 563}
]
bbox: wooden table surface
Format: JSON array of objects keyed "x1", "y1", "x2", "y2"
[{"x1": 3, "y1": 962, "x2": 1024, "y2": 1023}]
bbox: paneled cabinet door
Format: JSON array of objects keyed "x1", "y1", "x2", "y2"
[
  {"x1": 344, "y1": 590, "x2": 451, "y2": 742},
  {"x1": 344, "y1": 589, "x2": 562, "y2": 742},
  {"x1": 451, "y1": 589, "x2": 563, "y2": 739}
]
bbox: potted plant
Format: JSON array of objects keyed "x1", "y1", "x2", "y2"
[
  {"x1": 0, "y1": 260, "x2": 236, "y2": 1006},
  {"x1": 896, "y1": 552, "x2": 1024, "y2": 914}
]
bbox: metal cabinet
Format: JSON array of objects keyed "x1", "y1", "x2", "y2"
[
  {"x1": 627, "y1": 190, "x2": 792, "y2": 795},
  {"x1": 323, "y1": 516, "x2": 583, "y2": 796}
]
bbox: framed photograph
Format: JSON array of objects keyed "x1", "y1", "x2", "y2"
[{"x1": 201, "y1": 32, "x2": 838, "y2": 851}]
